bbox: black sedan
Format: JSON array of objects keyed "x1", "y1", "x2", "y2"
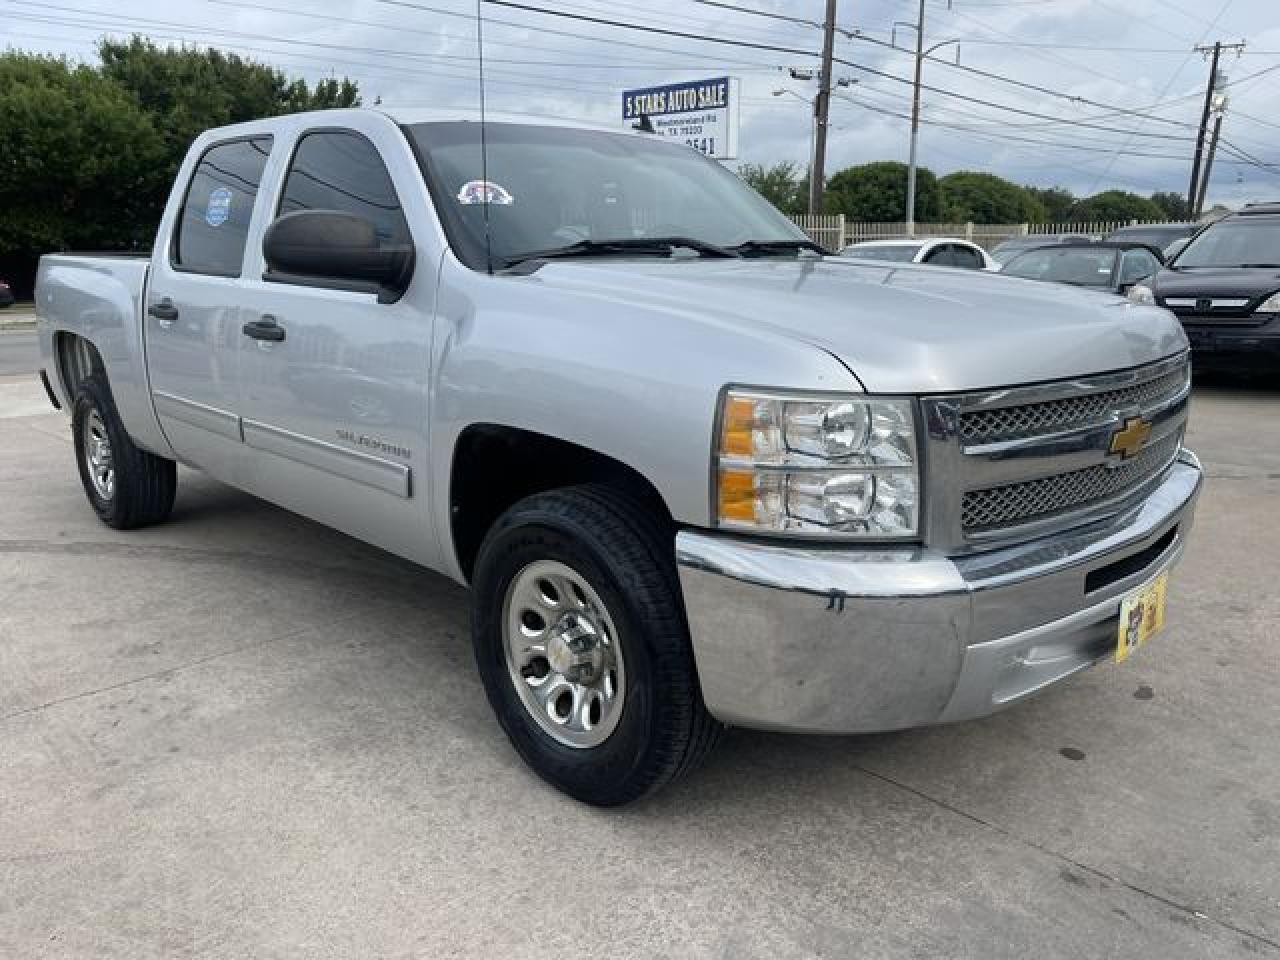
[
  {"x1": 0, "y1": 279, "x2": 13, "y2": 308},
  {"x1": 989, "y1": 232, "x2": 1094, "y2": 266},
  {"x1": 1107, "y1": 222, "x2": 1199, "y2": 255},
  {"x1": 1129, "y1": 203, "x2": 1280, "y2": 372},
  {"x1": 1000, "y1": 242, "x2": 1164, "y2": 295}
]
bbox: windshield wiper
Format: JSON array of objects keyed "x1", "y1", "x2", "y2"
[
  {"x1": 1236, "y1": 262, "x2": 1280, "y2": 268},
  {"x1": 499, "y1": 236, "x2": 739, "y2": 270},
  {"x1": 728, "y1": 238, "x2": 827, "y2": 258}
]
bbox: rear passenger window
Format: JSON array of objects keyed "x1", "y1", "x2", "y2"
[
  {"x1": 278, "y1": 131, "x2": 411, "y2": 247},
  {"x1": 173, "y1": 137, "x2": 273, "y2": 276}
]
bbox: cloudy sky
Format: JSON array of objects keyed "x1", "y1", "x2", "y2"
[{"x1": 5, "y1": 0, "x2": 1279, "y2": 207}]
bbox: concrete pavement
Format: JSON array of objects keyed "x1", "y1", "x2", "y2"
[
  {"x1": 0, "y1": 329, "x2": 39, "y2": 379},
  {"x1": 1, "y1": 376, "x2": 1277, "y2": 959}
]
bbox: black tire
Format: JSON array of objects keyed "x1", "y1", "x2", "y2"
[
  {"x1": 471, "y1": 484, "x2": 722, "y2": 806},
  {"x1": 71, "y1": 373, "x2": 176, "y2": 529}
]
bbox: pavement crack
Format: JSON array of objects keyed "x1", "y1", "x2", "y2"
[
  {"x1": 0, "y1": 537, "x2": 459, "y2": 607},
  {"x1": 0, "y1": 613, "x2": 363, "y2": 727},
  {"x1": 851, "y1": 762, "x2": 1280, "y2": 953}
]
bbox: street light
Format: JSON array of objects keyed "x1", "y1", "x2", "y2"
[
  {"x1": 895, "y1": 0, "x2": 961, "y2": 236},
  {"x1": 774, "y1": 88, "x2": 818, "y2": 188},
  {"x1": 774, "y1": 80, "x2": 855, "y2": 198}
]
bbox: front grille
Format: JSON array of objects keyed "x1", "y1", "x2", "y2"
[
  {"x1": 962, "y1": 430, "x2": 1182, "y2": 531},
  {"x1": 959, "y1": 365, "x2": 1188, "y2": 444}
]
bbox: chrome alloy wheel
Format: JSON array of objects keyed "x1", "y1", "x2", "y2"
[
  {"x1": 502, "y1": 560, "x2": 626, "y2": 748},
  {"x1": 83, "y1": 409, "x2": 115, "y2": 501}
]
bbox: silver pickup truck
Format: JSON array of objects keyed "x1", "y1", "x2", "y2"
[{"x1": 37, "y1": 108, "x2": 1201, "y2": 806}]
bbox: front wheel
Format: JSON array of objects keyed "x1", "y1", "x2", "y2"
[{"x1": 471, "y1": 485, "x2": 721, "y2": 806}]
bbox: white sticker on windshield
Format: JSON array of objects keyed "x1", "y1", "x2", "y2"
[
  {"x1": 205, "y1": 186, "x2": 232, "y2": 227},
  {"x1": 457, "y1": 180, "x2": 514, "y2": 206}
]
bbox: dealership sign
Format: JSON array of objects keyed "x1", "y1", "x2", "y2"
[{"x1": 621, "y1": 76, "x2": 740, "y2": 160}]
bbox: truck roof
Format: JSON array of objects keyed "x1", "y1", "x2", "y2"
[{"x1": 191, "y1": 107, "x2": 642, "y2": 144}]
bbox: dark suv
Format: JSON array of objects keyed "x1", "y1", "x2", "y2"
[{"x1": 1131, "y1": 203, "x2": 1280, "y2": 372}]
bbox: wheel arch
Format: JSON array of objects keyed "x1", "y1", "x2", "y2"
[
  {"x1": 448, "y1": 424, "x2": 676, "y2": 583},
  {"x1": 53, "y1": 331, "x2": 107, "y2": 402}
]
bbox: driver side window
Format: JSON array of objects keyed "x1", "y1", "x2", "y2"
[{"x1": 279, "y1": 131, "x2": 410, "y2": 247}]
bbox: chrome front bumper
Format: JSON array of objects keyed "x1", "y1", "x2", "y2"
[{"x1": 675, "y1": 452, "x2": 1203, "y2": 734}]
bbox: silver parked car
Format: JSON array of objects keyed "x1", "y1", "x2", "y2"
[{"x1": 35, "y1": 109, "x2": 1201, "y2": 805}]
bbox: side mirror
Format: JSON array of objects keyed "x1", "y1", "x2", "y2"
[{"x1": 263, "y1": 210, "x2": 414, "y2": 303}]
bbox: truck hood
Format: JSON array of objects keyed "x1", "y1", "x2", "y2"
[{"x1": 528, "y1": 257, "x2": 1187, "y2": 393}]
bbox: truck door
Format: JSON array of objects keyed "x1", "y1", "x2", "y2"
[
  {"x1": 235, "y1": 125, "x2": 436, "y2": 564},
  {"x1": 145, "y1": 136, "x2": 274, "y2": 474}
]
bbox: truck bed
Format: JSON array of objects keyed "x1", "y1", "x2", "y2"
[{"x1": 36, "y1": 253, "x2": 171, "y2": 457}]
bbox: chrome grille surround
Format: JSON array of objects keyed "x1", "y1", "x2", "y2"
[
  {"x1": 920, "y1": 352, "x2": 1192, "y2": 551},
  {"x1": 959, "y1": 366, "x2": 1188, "y2": 443}
]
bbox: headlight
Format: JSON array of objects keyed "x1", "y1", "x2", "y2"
[
  {"x1": 1128, "y1": 284, "x2": 1156, "y2": 305},
  {"x1": 715, "y1": 389, "x2": 919, "y2": 538},
  {"x1": 1256, "y1": 291, "x2": 1280, "y2": 313}
]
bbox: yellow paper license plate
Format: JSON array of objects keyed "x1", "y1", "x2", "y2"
[{"x1": 1115, "y1": 572, "x2": 1169, "y2": 663}]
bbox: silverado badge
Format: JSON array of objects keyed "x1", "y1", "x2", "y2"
[{"x1": 1109, "y1": 416, "x2": 1153, "y2": 460}]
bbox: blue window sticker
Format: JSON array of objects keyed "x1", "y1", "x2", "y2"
[{"x1": 205, "y1": 186, "x2": 233, "y2": 227}]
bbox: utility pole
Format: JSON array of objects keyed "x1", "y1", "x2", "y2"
[
  {"x1": 905, "y1": 0, "x2": 926, "y2": 237},
  {"x1": 808, "y1": 0, "x2": 838, "y2": 216},
  {"x1": 1195, "y1": 110, "x2": 1225, "y2": 218},
  {"x1": 1188, "y1": 41, "x2": 1244, "y2": 215}
]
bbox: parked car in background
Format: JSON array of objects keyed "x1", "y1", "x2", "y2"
[
  {"x1": 1107, "y1": 222, "x2": 1199, "y2": 254},
  {"x1": 36, "y1": 109, "x2": 1202, "y2": 805},
  {"x1": 1163, "y1": 236, "x2": 1192, "y2": 262},
  {"x1": 840, "y1": 237, "x2": 997, "y2": 271},
  {"x1": 0, "y1": 279, "x2": 14, "y2": 308},
  {"x1": 1001, "y1": 242, "x2": 1164, "y2": 295},
  {"x1": 1129, "y1": 202, "x2": 1280, "y2": 372},
  {"x1": 989, "y1": 233, "x2": 1093, "y2": 266}
]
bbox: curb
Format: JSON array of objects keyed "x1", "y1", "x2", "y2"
[{"x1": 0, "y1": 308, "x2": 38, "y2": 330}]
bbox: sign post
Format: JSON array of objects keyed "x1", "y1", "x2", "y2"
[{"x1": 621, "y1": 77, "x2": 740, "y2": 160}]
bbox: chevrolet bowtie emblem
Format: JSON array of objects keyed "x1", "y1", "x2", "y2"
[{"x1": 1109, "y1": 416, "x2": 1153, "y2": 460}]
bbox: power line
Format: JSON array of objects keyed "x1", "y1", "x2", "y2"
[
  {"x1": 690, "y1": 0, "x2": 822, "y2": 29},
  {"x1": 1081, "y1": 0, "x2": 1238, "y2": 193},
  {"x1": 840, "y1": 30, "x2": 1197, "y2": 131},
  {"x1": 479, "y1": 0, "x2": 820, "y2": 57},
  {"x1": 833, "y1": 91, "x2": 1196, "y2": 162},
  {"x1": 477, "y1": 1, "x2": 1199, "y2": 144}
]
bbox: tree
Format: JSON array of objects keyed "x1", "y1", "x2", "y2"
[
  {"x1": 1070, "y1": 190, "x2": 1166, "y2": 222},
  {"x1": 1024, "y1": 186, "x2": 1075, "y2": 223},
  {"x1": 98, "y1": 37, "x2": 360, "y2": 228},
  {"x1": 1149, "y1": 191, "x2": 1190, "y2": 221},
  {"x1": 737, "y1": 161, "x2": 804, "y2": 216},
  {"x1": 938, "y1": 171, "x2": 1045, "y2": 223},
  {"x1": 0, "y1": 40, "x2": 363, "y2": 298},
  {"x1": 0, "y1": 53, "x2": 166, "y2": 258},
  {"x1": 824, "y1": 162, "x2": 941, "y2": 221}
]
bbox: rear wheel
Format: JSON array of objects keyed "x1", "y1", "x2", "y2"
[
  {"x1": 471, "y1": 485, "x2": 721, "y2": 806},
  {"x1": 71, "y1": 373, "x2": 176, "y2": 529}
]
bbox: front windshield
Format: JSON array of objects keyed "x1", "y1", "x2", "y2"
[
  {"x1": 1172, "y1": 218, "x2": 1280, "y2": 268},
  {"x1": 1002, "y1": 247, "x2": 1116, "y2": 286},
  {"x1": 843, "y1": 244, "x2": 921, "y2": 262},
  {"x1": 406, "y1": 121, "x2": 810, "y2": 270}
]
